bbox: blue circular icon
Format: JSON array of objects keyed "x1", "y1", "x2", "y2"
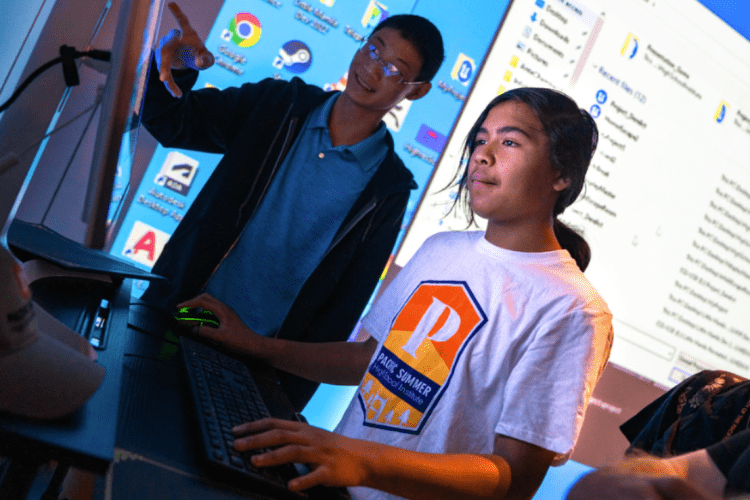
[
  {"x1": 596, "y1": 90, "x2": 607, "y2": 104},
  {"x1": 274, "y1": 40, "x2": 312, "y2": 74},
  {"x1": 458, "y1": 60, "x2": 474, "y2": 83},
  {"x1": 589, "y1": 104, "x2": 601, "y2": 118}
]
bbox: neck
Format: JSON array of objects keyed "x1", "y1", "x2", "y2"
[
  {"x1": 328, "y1": 93, "x2": 386, "y2": 147},
  {"x1": 483, "y1": 219, "x2": 562, "y2": 253}
]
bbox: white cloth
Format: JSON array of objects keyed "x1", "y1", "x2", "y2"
[{"x1": 334, "y1": 231, "x2": 613, "y2": 500}]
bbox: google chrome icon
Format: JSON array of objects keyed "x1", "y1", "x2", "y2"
[{"x1": 228, "y1": 13, "x2": 262, "y2": 48}]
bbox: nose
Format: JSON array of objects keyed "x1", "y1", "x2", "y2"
[
  {"x1": 364, "y1": 57, "x2": 385, "y2": 79},
  {"x1": 473, "y1": 141, "x2": 496, "y2": 166}
]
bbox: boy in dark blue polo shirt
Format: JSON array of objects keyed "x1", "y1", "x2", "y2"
[{"x1": 141, "y1": 2, "x2": 444, "y2": 409}]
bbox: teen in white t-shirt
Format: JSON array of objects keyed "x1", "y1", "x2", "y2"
[{"x1": 182, "y1": 88, "x2": 614, "y2": 500}]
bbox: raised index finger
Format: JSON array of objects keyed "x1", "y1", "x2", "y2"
[{"x1": 167, "y1": 2, "x2": 195, "y2": 33}]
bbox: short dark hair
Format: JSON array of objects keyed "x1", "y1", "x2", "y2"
[{"x1": 371, "y1": 14, "x2": 445, "y2": 83}]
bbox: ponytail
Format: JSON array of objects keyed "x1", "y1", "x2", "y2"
[{"x1": 554, "y1": 219, "x2": 590, "y2": 271}]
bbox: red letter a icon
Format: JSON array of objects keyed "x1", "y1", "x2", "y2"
[{"x1": 132, "y1": 231, "x2": 157, "y2": 262}]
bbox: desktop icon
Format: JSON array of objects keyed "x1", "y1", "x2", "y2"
[
  {"x1": 121, "y1": 221, "x2": 170, "y2": 268},
  {"x1": 621, "y1": 33, "x2": 639, "y2": 59},
  {"x1": 273, "y1": 41, "x2": 312, "y2": 73},
  {"x1": 503, "y1": 70, "x2": 512, "y2": 82},
  {"x1": 362, "y1": 0, "x2": 388, "y2": 29},
  {"x1": 714, "y1": 101, "x2": 730, "y2": 123},
  {"x1": 323, "y1": 71, "x2": 349, "y2": 92},
  {"x1": 509, "y1": 55, "x2": 519, "y2": 68},
  {"x1": 451, "y1": 53, "x2": 476, "y2": 87},
  {"x1": 415, "y1": 124, "x2": 447, "y2": 154},
  {"x1": 155, "y1": 152, "x2": 199, "y2": 196},
  {"x1": 221, "y1": 13, "x2": 262, "y2": 48}
]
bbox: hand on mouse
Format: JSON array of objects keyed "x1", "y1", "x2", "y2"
[{"x1": 177, "y1": 293, "x2": 268, "y2": 357}]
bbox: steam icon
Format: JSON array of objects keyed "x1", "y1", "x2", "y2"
[{"x1": 273, "y1": 41, "x2": 312, "y2": 74}]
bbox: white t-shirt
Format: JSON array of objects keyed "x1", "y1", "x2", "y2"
[{"x1": 334, "y1": 231, "x2": 613, "y2": 500}]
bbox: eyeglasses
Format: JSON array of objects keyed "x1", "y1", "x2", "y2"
[{"x1": 359, "y1": 41, "x2": 425, "y2": 86}]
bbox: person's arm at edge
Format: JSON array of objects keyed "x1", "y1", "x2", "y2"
[
  {"x1": 178, "y1": 294, "x2": 377, "y2": 386},
  {"x1": 566, "y1": 449, "x2": 727, "y2": 500}
]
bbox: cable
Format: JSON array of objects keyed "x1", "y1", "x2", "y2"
[{"x1": 0, "y1": 46, "x2": 111, "y2": 113}]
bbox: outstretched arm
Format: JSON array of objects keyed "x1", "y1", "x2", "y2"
[
  {"x1": 232, "y1": 420, "x2": 555, "y2": 500},
  {"x1": 178, "y1": 294, "x2": 377, "y2": 386}
]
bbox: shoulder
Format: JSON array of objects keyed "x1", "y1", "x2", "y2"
[
  {"x1": 526, "y1": 253, "x2": 609, "y2": 310},
  {"x1": 509, "y1": 255, "x2": 612, "y2": 336},
  {"x1": 415, "y1": 231, "x2": 481, "y2": 257}
]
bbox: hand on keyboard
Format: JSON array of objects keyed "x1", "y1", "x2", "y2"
[{"x1": 232, "y1": 417, "x2": 373, "y2": 493}]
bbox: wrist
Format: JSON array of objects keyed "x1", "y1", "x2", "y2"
[
  {"x1": 171, "y1": 66, "x2": 192, "y2": 77},
  {"x1": 251, "y1": 334, "x2": 283, "y2": 366}
]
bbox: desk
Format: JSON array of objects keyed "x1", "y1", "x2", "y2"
[
  {"x1": 111, "y1": 302, "x2": 298, "y2": 500},
  {"x1": 1, "y1": 275, "x2": 308, "y2": 500}
]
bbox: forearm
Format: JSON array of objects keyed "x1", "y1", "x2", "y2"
[
  {"x1": 569, "y1": 450, "x2": 727, "y2": 500},
  {"x1": 248, "y1": 336, "x2": 374, "y2": 386},
  {"x1": 634, "y1": 450, "x2": 726, "y2": 497},
  {"x1": 358, "y1": 444, "x2": 512, "y2": 500}
]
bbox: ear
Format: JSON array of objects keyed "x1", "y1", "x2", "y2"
[
  {"x1": 553, "y1": 175, "x2": 571, "y2": 192},
  {"x1": 405, "y1": 82, "x2": 431, "y2": 101}
]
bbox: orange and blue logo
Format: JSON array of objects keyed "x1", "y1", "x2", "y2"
[
  {"x1": 224, "y1": 13, "x2": 262, "y2": 48},
  {"x1": 358, "y1": 281, "x2": 486, "y2": 433}
]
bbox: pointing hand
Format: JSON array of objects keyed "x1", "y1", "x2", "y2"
[{"x1": 155, "y1": 2, "x2": 215, "y2": 97}]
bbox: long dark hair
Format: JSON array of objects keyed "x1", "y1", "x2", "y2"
[{"x1": 450, "y1": 87, "x2": 598, "y2": 271}]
